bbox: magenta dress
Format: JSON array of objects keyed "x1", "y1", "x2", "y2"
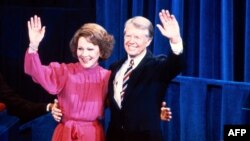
[{"x1": 24, "y1": 51, "x2": 110, "y2": 141}]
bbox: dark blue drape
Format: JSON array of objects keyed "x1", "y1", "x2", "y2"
[
  {"x1": 96, "y1": 0, "x2": 250, "y2": 83},
  {"x1": 0, "y1": 0, "x2": 250, "y2": 141},
  {"x1": 245, "y1": 0, "x2": 250, "y2": 82}
]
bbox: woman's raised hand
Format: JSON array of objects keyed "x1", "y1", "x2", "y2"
[{"x1": 27, "y1": 15, "x2": 45, "y2": 49}]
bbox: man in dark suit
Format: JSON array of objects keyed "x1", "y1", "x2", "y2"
[
  {"x1": 0, "y1": 72, "x2": 53, "y2": 123},
  {"x1": 106, "y1": 9, "x2": 183, "y2": 141}
]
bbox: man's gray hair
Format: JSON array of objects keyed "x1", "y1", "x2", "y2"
[{"x1": 124, "y1": 16, "x2": 154, "y2": 39}]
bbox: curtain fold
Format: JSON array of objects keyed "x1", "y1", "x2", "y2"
[
  {"x1": 199, "y1": 0, "x2": 221, "y2": 79},
  {"x1": 221, "y1": 0, "x2": 234, "y2": 81},
  {"x1": 245, "y1": 0, "x2": 250, "y2": 82}
]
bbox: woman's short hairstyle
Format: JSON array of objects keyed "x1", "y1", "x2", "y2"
[{"x1": 70, "y1": 23, "x2": 115, "y2": 60}]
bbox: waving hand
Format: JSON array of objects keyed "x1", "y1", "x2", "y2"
[
  {"x1": 27, "y1": 15, "x2": 45, "y2": 49},
  {"x1": 156, "y1": 10, "x2": 182, "y2": 44}
]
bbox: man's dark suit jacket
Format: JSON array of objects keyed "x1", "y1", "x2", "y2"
[
  {"x1": 0, "y1": 72, "x2": 47, "y2": 123},
  {"x1": 106, "y1": 50, "x2": 183, "y2": 141}
]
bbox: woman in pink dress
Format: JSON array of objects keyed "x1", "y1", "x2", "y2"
[{"x1": 24, "y1": 15, "x2": 114, "y2": 141}]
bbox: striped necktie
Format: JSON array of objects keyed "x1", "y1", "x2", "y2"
[{"x1": 120, "y1": 59, "x2": 134, "y2": 101}]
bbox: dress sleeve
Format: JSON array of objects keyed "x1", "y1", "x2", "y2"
[{"x1": 24, "y1": 50, "x2": 67, "y2": 94}]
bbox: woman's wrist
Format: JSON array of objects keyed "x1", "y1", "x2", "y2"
[{"x1": 28, "y1": 42, "x2": 39, "y2": 52}]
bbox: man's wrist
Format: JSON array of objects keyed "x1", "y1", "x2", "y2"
[
  {"x1": 170, "y1": 35, "x2": 182, "y2": 44},
  {"x1": 169, "y1": 39, "x2": 183, "y2": 55},
  {"x1": 46, "y1": 103, "x2": 52, "y2": 112}
]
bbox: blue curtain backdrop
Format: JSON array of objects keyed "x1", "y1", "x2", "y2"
[
  {"x1": 96, "y1": 0, "x2": 250, "y2": 82},
  {"x1": 0, "y1": 0, "x2": 250, "y2": 141}
]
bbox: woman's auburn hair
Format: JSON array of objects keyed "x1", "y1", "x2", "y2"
[{"x1": 70, "y1": 23, "x2": 115, "y2": 60}]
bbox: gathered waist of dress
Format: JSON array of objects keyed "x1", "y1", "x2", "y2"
[
  {"x1": 56, "y1": 118, "x2": 104, "y2": 140},
  {"x1": 62, "y1": 118, "x2": 101, "y2": 127}
]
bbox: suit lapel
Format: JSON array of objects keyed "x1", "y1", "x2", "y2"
[{"x1": 122, "y1": 50, "x2": 153, "y2": 106}]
